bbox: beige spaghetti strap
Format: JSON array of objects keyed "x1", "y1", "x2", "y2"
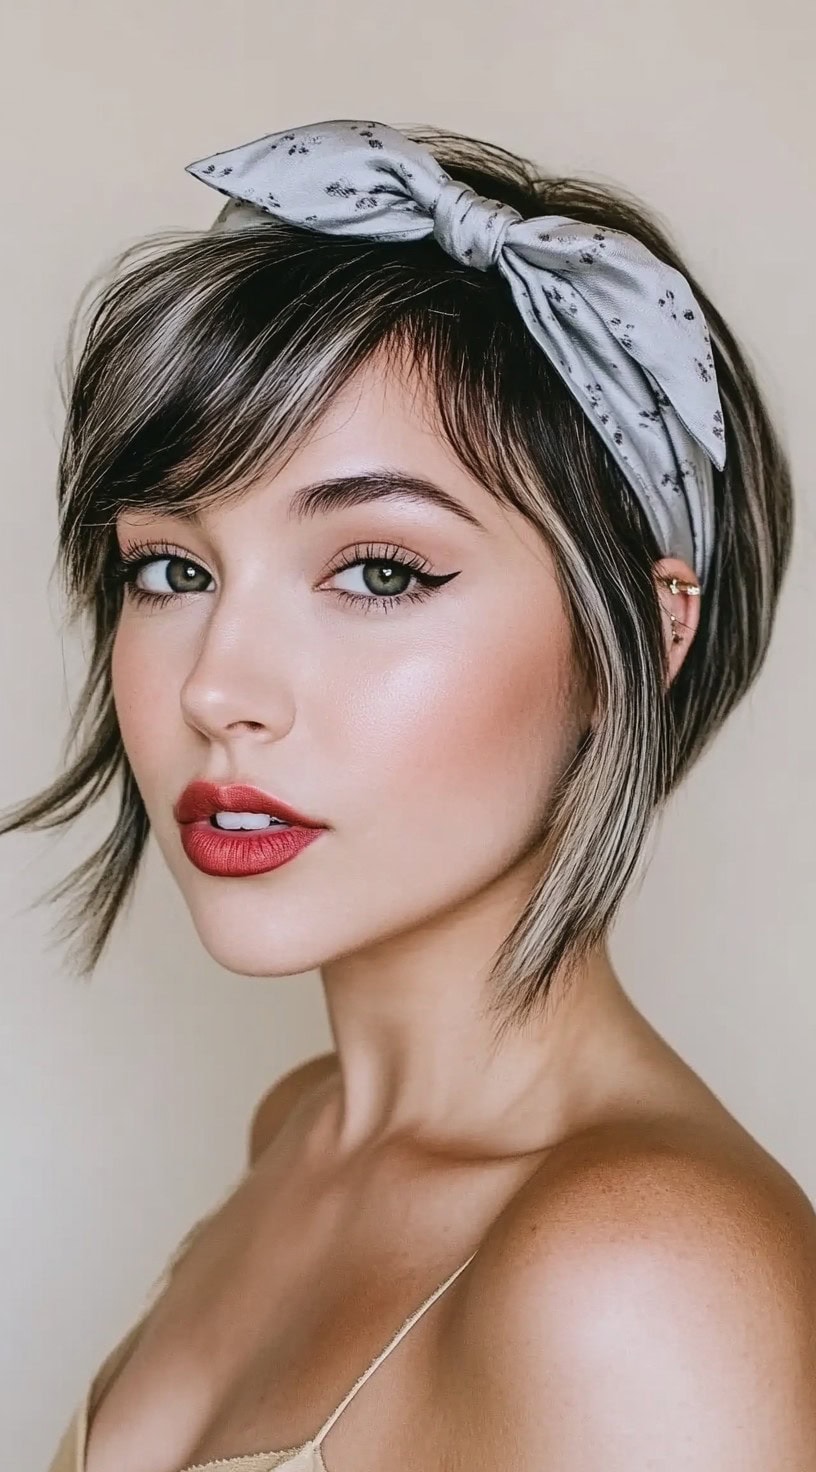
[{"x1": 312, "y1": 1249, "x2": 478, "y2": 1449}]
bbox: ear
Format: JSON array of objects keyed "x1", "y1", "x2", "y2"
[{"x1": 653, "y1": 556, "x2": 702, "y2": 687}]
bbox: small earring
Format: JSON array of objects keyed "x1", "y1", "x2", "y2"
[
  {"x1": 659, "y1": 575, "x2": 700, "y2": 648},
  {"x1": 661, "y1": 576, "x2": 701, "y2": 597}
]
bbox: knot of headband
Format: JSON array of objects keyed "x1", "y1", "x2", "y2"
[{"x1": 186, "y1": 119, "x2": 726, "y2": 585}]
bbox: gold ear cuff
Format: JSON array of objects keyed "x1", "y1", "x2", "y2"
[
  {"x1": 660, "y1": 576, "x2": 702, "y2": 597},
  {"x1": 658, "y1": 575, "x2": 701, "y2": 645}
]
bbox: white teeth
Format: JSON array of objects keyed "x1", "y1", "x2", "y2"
[{"x1": 212, "y1": 811, "x2": 290, "y2": 830}]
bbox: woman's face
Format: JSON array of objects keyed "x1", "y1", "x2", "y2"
[{"x1": 111, "y1": 350, "x2": 591, "y2": 976}]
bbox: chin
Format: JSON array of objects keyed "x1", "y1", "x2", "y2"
[
  {"x1": 177, "y1": 892, "x2": 330, "y2": 977},
  {"x1": 153, "y1": 828, "x2": 333, "y2": 975}
]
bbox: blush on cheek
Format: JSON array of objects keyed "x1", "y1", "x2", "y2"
[
  {"x1": 451, "y1": 594, "x2": 575, "y2": 735},
  {"x1": 438, "y1": 643, "x2": 578, "y2": 832},
  {"x1": 324, "y1": 624, "x2": 577, "y2": 874}
]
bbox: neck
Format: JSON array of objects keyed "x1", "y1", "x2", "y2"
[{"x1": 318, "y1": 871, "x2": 641, "y2": 1159}]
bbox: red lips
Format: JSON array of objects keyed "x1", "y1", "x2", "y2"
[{"x1": 174, "y1": 781, "x2": 327, "y2": 829}]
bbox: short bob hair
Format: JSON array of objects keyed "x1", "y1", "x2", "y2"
[{"x1": 0, "y1": 124, "x2": 792, "y2": 1025}]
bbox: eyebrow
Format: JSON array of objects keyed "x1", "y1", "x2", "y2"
[{"x1": 285, "y1": 471, "x2": 487, "y2": 531}]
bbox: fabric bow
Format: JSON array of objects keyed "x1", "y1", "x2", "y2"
[{"x1": 186, "y1": 119, "x2": 726, "y2": 584}]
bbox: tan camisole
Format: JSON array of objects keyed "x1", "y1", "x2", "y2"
[{"x1": 46, "y1": 1214, "x2": 478, "y2": 1472}]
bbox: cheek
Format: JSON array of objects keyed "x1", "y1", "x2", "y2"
[{"x1": 320, "y1": 612, "x2": 578, "y2": 875}]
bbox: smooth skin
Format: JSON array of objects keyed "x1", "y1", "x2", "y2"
[{"x1": 85, "y1": 347, "x2": 816, "y2": 1472}]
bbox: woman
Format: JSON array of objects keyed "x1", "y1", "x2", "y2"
[{"x1": 6, "y1": 118, "x2": 815, "y2": 1470}]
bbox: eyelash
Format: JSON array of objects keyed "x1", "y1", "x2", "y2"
[{"x1": 107, "y1": 539, "x2": 456, "y2": 614}]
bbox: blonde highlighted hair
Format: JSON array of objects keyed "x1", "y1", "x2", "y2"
[{"x1": 0, "y1": 126, "x2": 792, "y2": 1024}]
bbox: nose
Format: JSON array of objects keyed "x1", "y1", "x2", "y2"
[{"x1": 178, "y1": 596, "x2": 297, "y2": 749}]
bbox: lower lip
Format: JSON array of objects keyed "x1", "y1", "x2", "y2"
[{"x1": 179, "y1": 820, "x2": 326, "y2": 877}]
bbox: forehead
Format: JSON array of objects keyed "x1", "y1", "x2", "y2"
[
  {"x1": 291, "y1": 350, "x2": 481, "y2": 499},
  {"x1": 118, "y1": 347, "x2": 525, "y2": 543}
]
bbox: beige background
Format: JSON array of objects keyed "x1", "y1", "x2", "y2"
[{"x1": 1, "y1": 1, "x2": 813, "y2": 1465}]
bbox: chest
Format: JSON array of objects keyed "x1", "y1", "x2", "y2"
[
  {"x1": 83, "y1": 1143, "x2": 507, "y2": 1472},
  {"x1": 83, "y1": 1258, "x2": 446, "y2": 1472}
]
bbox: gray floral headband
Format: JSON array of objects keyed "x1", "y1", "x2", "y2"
[{"x1": 186, "y1": 119, "x2": 726, "y2": 586}]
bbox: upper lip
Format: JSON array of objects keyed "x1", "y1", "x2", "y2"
[{"x1": 174, "y1": 780, "x2": 328, "y2": 828}]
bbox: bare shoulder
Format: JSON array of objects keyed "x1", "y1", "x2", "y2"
[
  {"x1": 248, "y1": 1050, "x2": 338, "y2": 1164},
  {"x1": 450, "y1": 1118, "x2": 816, "y2": 1470}
]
